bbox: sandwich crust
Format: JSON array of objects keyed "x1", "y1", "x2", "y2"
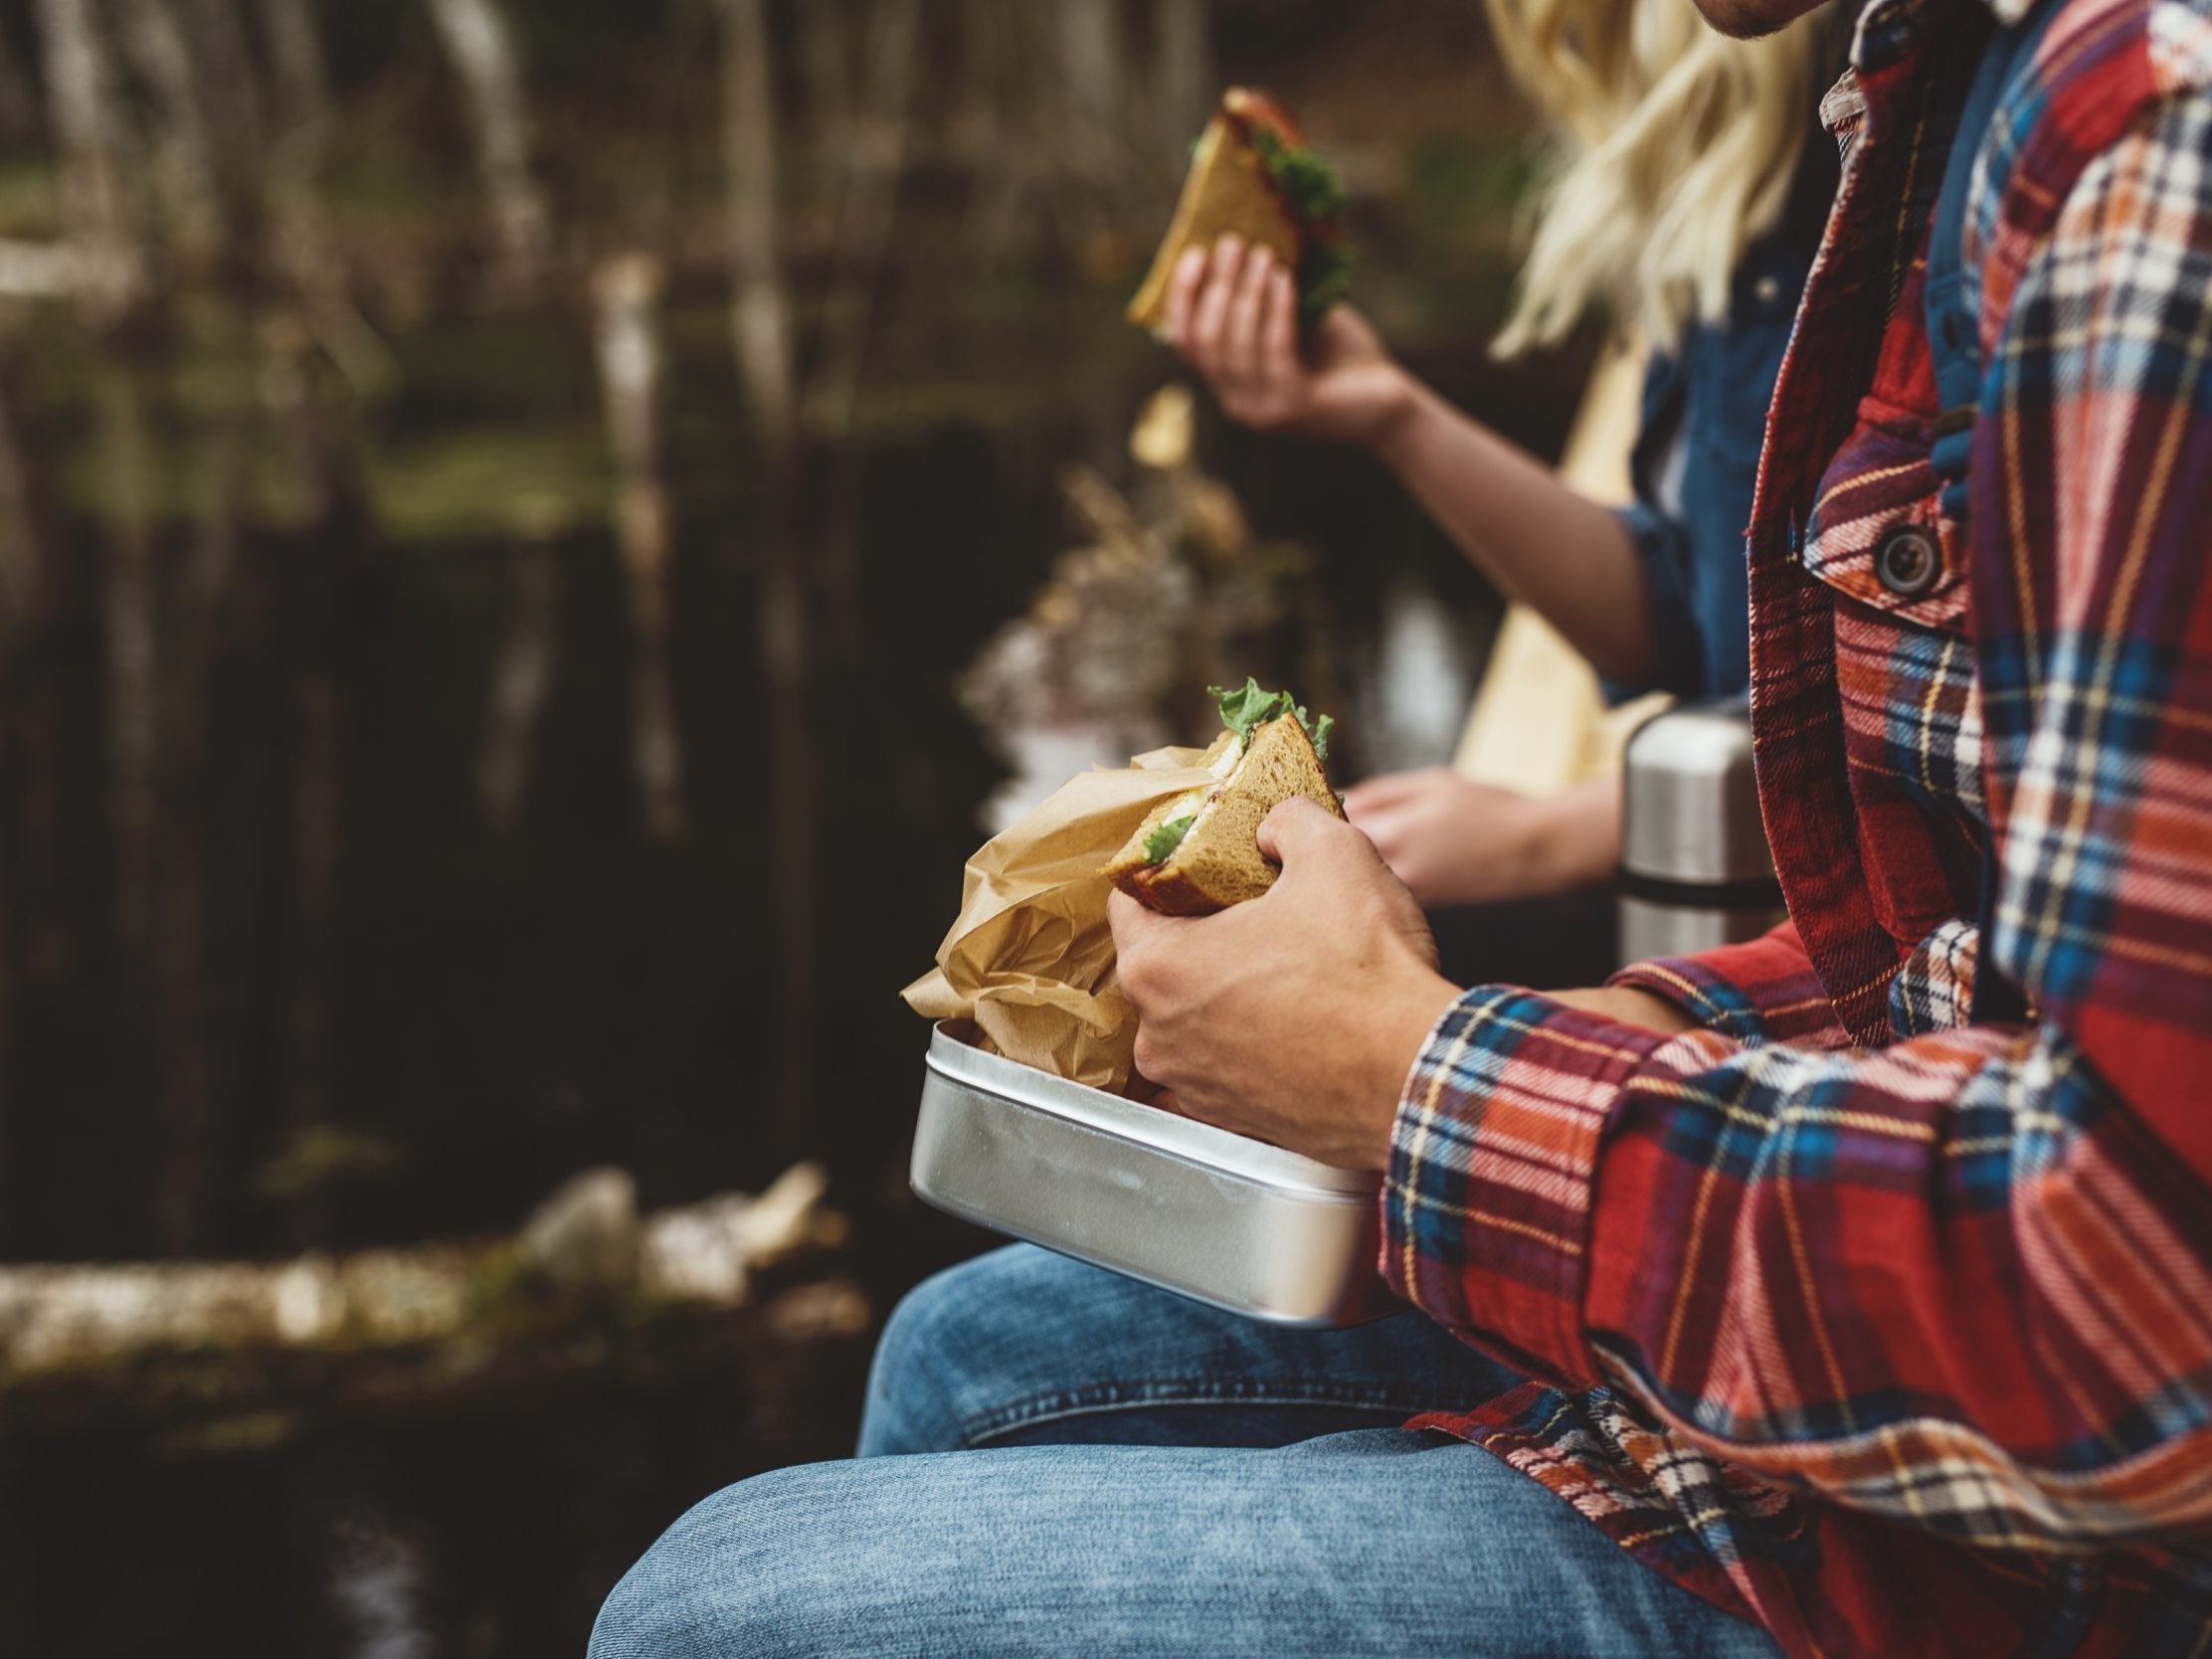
[
  {"x1": 1102, "y1": 715, "x2": 1342, "y2": 914},
  {"x1": 1126, "y1": 105, "x2": 1303, "y2": 333}
]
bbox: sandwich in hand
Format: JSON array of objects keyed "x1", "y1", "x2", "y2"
[
  {"x1": 1126, "y1": 89, "x2": 1350, "y2": 336},
  {"x1": 1102, "y1": 679, "x2": 1341, "y2": 915}
]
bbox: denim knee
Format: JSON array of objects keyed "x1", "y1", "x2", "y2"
[
  {"x1": 856, "y1": 1251, "x2": 1012, "y2": 1455},
  {"x1": 587, "y1": 1465, "x2": 824, "y2": 1659}
]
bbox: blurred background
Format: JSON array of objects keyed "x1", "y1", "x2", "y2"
[{"x1": 0, "y1": 0, "x2": 1598, "y2": 1651}]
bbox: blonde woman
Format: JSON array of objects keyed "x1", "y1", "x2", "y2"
[
  {"x1": 593, "y1": 7, "x2": 1840, "y2": 1655},
  {"x1": 1176, "y1": 0, "x2": 1838, "y2": 937}
]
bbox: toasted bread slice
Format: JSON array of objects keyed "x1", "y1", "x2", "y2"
[
  {"x1": 1126, "y1": 97, "x2": 1303, "y2": 335},
  {"x1": 1103, "y1": 715, "x2": 1342, "y2": 915}
]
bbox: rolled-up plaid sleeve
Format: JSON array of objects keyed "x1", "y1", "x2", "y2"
[
  {"x1": 1383, "y1": 958, "x2": 2212, "y2": 1554},
  {"x1": 1382, "y1": 922, "x2": 1844, "y2": 1391}
]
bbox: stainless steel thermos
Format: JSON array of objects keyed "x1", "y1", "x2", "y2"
[{"x1": 1617, "y1": 698, "x2": 1785, "y2": 966}]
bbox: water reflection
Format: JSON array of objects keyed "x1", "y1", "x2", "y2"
[
  {"x1": 0, "y1": 283, "x2": 1586, "y2": 1651},
  {"x1": 0, "y1": 13, "x2": 1589, "y2": 1636}
]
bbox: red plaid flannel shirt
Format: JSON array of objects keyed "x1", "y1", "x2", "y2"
[{"x1": 1382, "y1": 0, "x2": 2212, "y2": 1651}]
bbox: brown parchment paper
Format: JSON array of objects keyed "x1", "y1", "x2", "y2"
[{"x1": 901, "y1": 742, "x2": 1222, "y2": 1092}]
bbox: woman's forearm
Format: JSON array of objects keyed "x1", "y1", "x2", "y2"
[{"x1": 1371, "y1": 378, "x2": 1659, "y2": 686}]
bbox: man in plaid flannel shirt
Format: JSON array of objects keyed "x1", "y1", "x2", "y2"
[
  {"x1": 587, "y1": 0, "x2": 2212, "y2": 1648},
  {"x1": 1108, "y1": 0, "x2": 2212, "y2": 1649}
]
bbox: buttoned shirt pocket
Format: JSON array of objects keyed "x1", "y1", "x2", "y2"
[{"x1": 1798, "y1": 388, "x2": 1970, "y2": 634}]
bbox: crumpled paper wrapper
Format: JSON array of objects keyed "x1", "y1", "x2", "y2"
[{"x1": 902, "y1": 742, "x2": 1221, "y2": 1092}]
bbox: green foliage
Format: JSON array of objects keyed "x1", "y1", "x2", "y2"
[{"x1": 1207, "y1": 677, "x2": 1334, "y2": 763}]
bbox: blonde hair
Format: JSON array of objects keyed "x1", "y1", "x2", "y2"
[{"x1": 1486, "y1": 0, "x2": 1835, "y2": 356}]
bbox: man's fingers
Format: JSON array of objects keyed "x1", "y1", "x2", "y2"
[
  {"x1": 1255, "y1": 796, "x2": 1368, "y2": 867},
  {"x1": 1107, "y1": 887, "x2": 1178, "y2": 961},
  {"x1": 1109, "y1": 886, "x2": 1194, "y2": 1017},
  {"x1": 1108, "y1": 886, "x2": 1163, "y2": 941}
]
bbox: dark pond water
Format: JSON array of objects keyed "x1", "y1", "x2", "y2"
[{"x1": 0, "y1": 239, "x2": 1588, "y2": 1651}]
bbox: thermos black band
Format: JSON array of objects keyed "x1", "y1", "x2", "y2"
[{"x1": 1614, "y1": 867, "x2": 1786, "y2": 913}]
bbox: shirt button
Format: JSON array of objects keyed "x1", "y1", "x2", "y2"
[
  {"x1": 1876, "y1": 525, "x2": 1942, "y2": 598},
  {"x1": 1753, "y1": 275, "x2": 1783, "y2": 303}
]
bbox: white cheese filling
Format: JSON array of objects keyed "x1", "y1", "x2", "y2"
[{"x1": 1153, "y1": 733, "x2": 1248, "y2": 859}]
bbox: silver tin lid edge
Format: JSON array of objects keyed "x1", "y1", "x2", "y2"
[{"x1": 925, "y1": 1021, "x2": 1376, "y2": 1203}]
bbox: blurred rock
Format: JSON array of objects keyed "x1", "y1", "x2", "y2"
[{"x1": 519, "y1": 1168, "x2": 639, "y2": 1294}]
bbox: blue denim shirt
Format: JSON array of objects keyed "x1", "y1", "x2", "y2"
[{"x1": 1609, "y1": 150, "x2": 1834, "y2": 701}]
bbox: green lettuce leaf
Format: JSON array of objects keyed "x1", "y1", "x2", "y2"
[
  {"x1": 1248, "y1": 126, "x2": 1346, "y2": 223},
  {"x1": 1144, "y1": 814, "x2": 1197, "y2": 864},
  {"x1": 1206, "y1": 677, "x2": 1334, "y2": 763},
  {"x1": 1247, "y1": 127, "x2": 1353, "y2": 325}
]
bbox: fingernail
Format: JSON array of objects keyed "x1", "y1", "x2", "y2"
[{"x1": 1214, "y1": 233, "x2": 1243, "y2": 262}]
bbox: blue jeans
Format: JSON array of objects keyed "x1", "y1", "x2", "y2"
[{"x1": 590, "y1": 1245, "x2": 1782, "y2": 1658}]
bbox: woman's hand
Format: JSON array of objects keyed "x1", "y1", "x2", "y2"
[
  {"x1": 1342, "y1": 771, "x2": 1622, "y2": 909},
  {"x1": 1164, "y1": 236, "x2": 1413, "y2": 450}
]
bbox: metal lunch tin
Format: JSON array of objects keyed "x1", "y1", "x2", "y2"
[{"x1": 912, "y1": 1021, "x2": 1396, "y2": 1327}]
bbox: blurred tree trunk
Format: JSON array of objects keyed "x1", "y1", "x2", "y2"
[
  {"x1": 804, "y1": 0, "x2": 919, "y2": 828},
  {"x1": 591, "y1": 255, "x2": 685, "y2": 845},
  {"x1": 424, "y1": 0, "x2": 551, "y2": 299},
  {"x1": 477, "y1": 526, "x2": 562, "y2": 832},
  {"x1": 0, "y1": 25, "x2": 42, "y2": 147},
  {"x1": 0, "y1": 333, "x2": 55, "y2": 1259},
  {"x1": 960, "y1": 0, "x2": 1037, "y2": 257},
  {"x1": 1056, "y1": 0, "x2": 1126, "y2": 209},
  {"x1": 34, "y1": 0, "x2": 140, "y2": 318},
  {"x1": 253, "y1": 0, "x2": 391, "y2": 396},
  {"x1": 0, "y1": 346, "x2": 35, "y2": 1258},
  {"x1": 951, "y1": 0, "x2": 1008, "y2": 162},
  {"x1": 794, "y1": 0, "x2": 851, "y2": 145},
  {"x1": 802, "y1": 0, "x2": 920, "y2": 440},
  {"x1": 0, "y1": 1163, "x2": 852, "y2": 1392},
  {"x1": 111, "y1": 0, "x2": 222, "y2": 260},
  {"x1": 279, "y1": 666, "x2": 339, "y2": 1250},
  {"x1": 963, "y1": 0, "x2": 1134, "y2": 258},
  {"x1": 144, "y1": 422, "x2": 242, "y2": 1254},
  {"x1": 255, "y1": 0, "x2": 330, "y2": 162},
  {"x1": 722, "y1": 0, "x2": 814, "y2": 1168},
  {"x1": 179, "y1": 0, "x2": 271, "y2": 240},
  {"x1": 93, "y1": 369, "x2": 161, "y2": 1248},
  {"x1": 0, "y1": 820, "x2": 10, "y2": 1260},
  {"x1": 258, "y1": 315, "x2": 364, "y2": 1252},
  {"x1": 0, "y1": 344, "x2": 40, "y2": 642},
  {"x1": 1154, "y1": 0, "x2": 1214, "y2": 173},
  {"x1": 723, "y1": 0, "x2": 794, "y2": 458}
]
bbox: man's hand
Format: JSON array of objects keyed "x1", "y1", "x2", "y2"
[
  {"x1": 1108, "y1": 799, "x2": 1462, "y2": 1172},
  {"x1": 1164, "y1": 237, "x2": 1413, "y2": 451}
]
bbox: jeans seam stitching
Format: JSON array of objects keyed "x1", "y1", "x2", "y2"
[{"x1": 961, "y1": 1382, "x2": 1437, "y2": 1448}]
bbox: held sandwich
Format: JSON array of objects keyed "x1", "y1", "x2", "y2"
[
  {"x1": 1126, "y1": 89, "x2": 1351, "y2": 335},
  {"x1": 1102, "y1": 680, "x2": 1341, "y2": 916}
]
